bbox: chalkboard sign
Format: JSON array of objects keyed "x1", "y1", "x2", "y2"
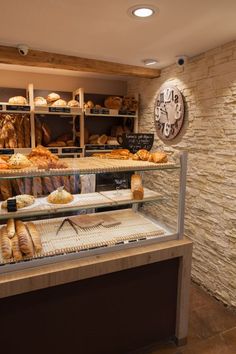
[
  {"x1": 48, "y1": 148, "x2": 58, "y2": 154},
  {"x1": 0, "y1": 149, "x2": 14, "y2": 155},
  {"x1": 49, "y1": 107, "x2": 70, "y2": 113},
  {"x1": 62, "y1": 147, "x2": 82, "y2": 154},
  {"x1": 118, "y1": 110, "x2": 136, "y2": 116},
  {"x1": 117, "y1": 133, "x2": 154, "y2": 153},
  {"x1": 6, "y1": 105, "x2": 30, "y2": 112},
  {"x1": 7, "y1": 199, "x2": 17, "y2": 212},
  {"x1": 90, "y1": 108, "x2": 110, "y2": 115}
]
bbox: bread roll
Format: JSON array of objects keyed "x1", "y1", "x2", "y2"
[
  {"x1": 47, "y1": 93, "x2": 60, "y2": 103},
  {"x1": 131, "y1": 174, "x2": 144, "y2": 200},
  {"x1": 0, "y1": 226, "x2": 12, "y2": 259},
  {"x1": 6, "y1": 219, "x2": 15, "y2": 239},
  {"x1": 8, "y1": 96, "x2": 27, "y2": 105},
  {"x1": 26, "y1": 222, "x2": 42, "y2": 253},
  {"x1": 11, "y1": 234, "x2": 23, "y2": 261},
  {"x1": 16, "y1": 220, "x2": 34, "y2": 257}
]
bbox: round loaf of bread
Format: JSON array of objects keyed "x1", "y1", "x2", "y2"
[
  {"x1": 68, "y1": 100, "x2": 79, "y2": 107},
  {"x1": 51, "y1": 99, "x2": 67, "y2": 107},
  {"x1": 8, "y1": 96, "x2": 27, "y2": 105},
  {"x1": 34, "y1": 96, "x2": 47, "y2": 106},
  {"x1": 47, "y1": 92, "x2": 60, "y2": 103}
]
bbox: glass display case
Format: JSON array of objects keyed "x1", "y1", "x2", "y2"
[{"x1": 0, "y1": 150, "x2": 187, "y2": 274}]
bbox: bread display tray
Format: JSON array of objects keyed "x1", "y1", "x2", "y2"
[
  {"x1": 0, "y1": 157, "x2": 178, "y2": 178},
  {"x1": 0, "y1": 188, "x2": 162, "y2": 219},
  {"x1": 0, "y1": 209, "x2": 170, "y2": 267}
]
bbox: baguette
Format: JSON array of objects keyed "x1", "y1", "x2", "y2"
[
  {"x1": 131, "y1": 174, "x2": 144, "y2": 200},
  {"x1": 32, "y1": 177, "x2": 43, "y2": 197},
  {"x1": 11, "y1": 234, "x2": 23, "y2": 261},
  {"x1": 16, "y1": 220, "x2": 34, "y2": 257},
  {"x1": 26, "y1": 222, "x2": 42, "y2": 253},
  {"x1": 24, "y1": 115, "x2": 31, "y2": 148},
  {"x1": 0, "y1": 180, "x2": 13, "y2": 200},
  {"x1": 6, "y1": 218, "x2": 15, "y2": 239},
  {"x1": 0, "y1": 226, "x2": 12, "y2": 259}
]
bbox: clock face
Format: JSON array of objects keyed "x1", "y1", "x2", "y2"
[{"x1": 154, "y1": 85, "x2": 185, "y2": 141}]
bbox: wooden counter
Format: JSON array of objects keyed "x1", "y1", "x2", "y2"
[{"x1": 0, "y1": 239, "x2": 192, "y2": 353}]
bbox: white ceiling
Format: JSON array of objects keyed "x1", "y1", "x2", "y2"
[{"x1": 0, "y1": 0, "x2": 236, "y2": 70}]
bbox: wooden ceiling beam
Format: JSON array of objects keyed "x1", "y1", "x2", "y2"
[{"x1": 0, "y1": 45, "x2": 160, "y2": 79}]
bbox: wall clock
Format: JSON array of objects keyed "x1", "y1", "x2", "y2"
[{"x1": 154, "y1": 85, "x2": 185, "y2": 141}]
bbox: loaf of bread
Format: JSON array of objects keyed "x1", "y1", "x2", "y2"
[
  {"x1": 61, "y1": 176, "x2": 70, "y2": 192},
  {"x1": 47, "y1": 141, "x2": 66, "y2": 147},
  {"x1": 16, "y1": 178, "x2": 25, "y2": 194},
  {"x1": 97, "y1": 134, "x2": 108, "y2": 145},
  {"x1": 35, "y1": 118, "x2": 42, "y2": 146},
  {"x1": 131, "y1": 174, "x2": 144, "y2": 200},
  {"x1": 43, "y1": 177, "x2": 54, "y2": 193},
  {"x1": 1, "y1": 194, "x2": 35, "y2": 209},
  {"x1": 8, "y1": 96, "x2": 27, "y2": 105},
  {"x1": 34, "y1": 96, "x2": 47, "y2": 106},
  {"x1": 8, "y1": 153, "x2": 32, "y2": 169},
  {"x1": 16, "y1": 220, "x2": 34, "y2": 257},
  {"x1": 6, "y1": 218, "x2": 15, "y2": 239},
  {"x1": 0, "y1": 226, "x2": 12, "y2": 259},
  {"x1": 47, "y1": 92, "x2": 60, "y2": 103},
  {"x1": 26, "y1": 222, "x2": 42, "y2": 253},
  {"x1": 0, "y1": 180, "x2": 13, "y2": 200},
  {"x1": 104, "y1": 96, "x2": 122, "y2": 109},
  {"x1": 11, "y1": 234, "x2": 23, "y2": 261},
  {"x1": 51, "y1": 99, "x2": 67, "y2": 107},
  {"x1": 68, "y1": 100, "x2": 79, "y2": 107},
  {"x1": 47, "y1": 187, "x2": 73, "y2": 204},
  {"x1": 11, "y1": 179, "x2": 21, "y2": 195},
  {"x1": 51, "y1": 176, "x2": 62, "y2": 190},
  {"x1": 69, "y1": 175, "x2": 79, "y2": 194},
  {"x1": 15, "y1": 115, "x2": 25, "y2": 148},
  {"x1": 42, "y1": 122, "x2": 51, "y2": 145},
  {"x1": 24, "y1": 115, "x2": 31, "y2": 148},
  {"x1": 32, "y1": 177, "x2": 43, "y2": 197}
]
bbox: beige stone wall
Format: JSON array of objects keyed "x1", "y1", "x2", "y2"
[{"x1": 127, "y1": 40, "x2": 236, "y2": 307}]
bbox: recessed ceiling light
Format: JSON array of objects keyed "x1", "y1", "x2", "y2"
[
  {"x1": 128, "y1": 5, "x2": 158, "y2": 19},
  {"x1": 143, "y1": 59, "x2": 158, "y2": 66}
]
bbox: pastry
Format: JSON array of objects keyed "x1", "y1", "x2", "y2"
[
  {"x1": 68, "y1": 100, "x2": 79, "y2": 107},
  {"x1": 11, "y1": 234, "x2": 23, "y2": 261},
  {"x1": 6, "y1": 219, "x2": 15, "y2": 239},
  {"x1": 47, "y1": 92, "x2": 60, "y2": 103},
  {"x1": 47, "y1": 141, "x2": 66, "y2": 147},
  {"x1": 111, "y1": 149, "x2": 130, "y2": 156},
  {"x1": 131, "y1": 174, "x2": 144, "y2": 200},
  {"x1": 0, "y1": 157, "x2": 8, "y2": 169},
  {"x1": 8, "y1": 153, "x2": 32, "y2": 169},
  {"x1": 47, "y1": 186, "x2": 73, "y2": 204},
  {"x1": 26, "y1": 222, "x2": 42, "y2": 253},
  {"x1": 34, "y1": 96, "x2": 47, "y2": 106},
  {"x1": 136, "y1": 149, "x2": 150, "y2": 161},
  {"x1": 97, "y1": 134, "x2": 108, "y2": 145},
  {"x1": 151, "y1": 151, "x2": 168, "y2": 163},
  {"x1": 16, "y1": 220, "x2": 34, "y2": 257},
  {"x1": 8, "y1": 96, "x2": 27, "y2": 105},
  {"x1": 104, "y1": 96, "x2": 122, "y2": 110},
  {"x1": 51, "y1": 99, "x2": 67, "y2": 107},
  {"x1": 0, "y1": 180, "x2": 13, "y2": 200},
  {"x1": 1, "y1": 194, "x2": 35, "y2": 209},
  {"x1": 0, "y1": 226, "x2": 12, "y2": 259}
]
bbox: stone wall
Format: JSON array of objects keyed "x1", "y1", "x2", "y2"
[{"x1": 127, "y1": 40, "x2": 236, "y2": 307}]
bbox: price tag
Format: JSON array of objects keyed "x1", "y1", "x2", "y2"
[
  {"x1": 6, "y1": 105, "x2": 30, "y2": 111},
  {"x1": 62, "y1": 147, "x2": 82, "y2": 154},
  {"x1": 0, "y1": 149, "x2": 14, "y2": 155},
  {"x1": 7, "y1": 199, "x2": 17, "y2": 212},
  {"x1": 49, "y1": 107, "x2": 71, "y2": 113}
]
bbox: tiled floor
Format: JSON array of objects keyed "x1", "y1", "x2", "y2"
[{"x1": 137, "y1": 283, "x2": 236, "y2": 354}]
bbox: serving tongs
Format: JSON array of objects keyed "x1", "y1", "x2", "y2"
[{"x1": 56, "y1": 218, "x2": 79, "y2": 235}]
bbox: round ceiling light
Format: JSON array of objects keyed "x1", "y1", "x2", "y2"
[
  {"x1": 143, "y1": 59, "x2": 158, "y2": 66},
  {"x1": 128, "y1": 5, "x2": 158, "y2": 19}
]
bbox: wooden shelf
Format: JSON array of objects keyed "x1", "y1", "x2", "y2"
[
  {"x1": 0, "y1": 188, "x2": 162, "y2": 220},
  {"x1": 34, "y1": 106, "x2": 82, "y2": 116}
]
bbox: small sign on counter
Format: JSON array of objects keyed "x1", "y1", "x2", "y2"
[{"x1": 117, "y1": 133, "x2": 154, "y2": 153}]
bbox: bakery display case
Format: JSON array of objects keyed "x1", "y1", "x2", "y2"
[{"x1": 0, "y1": 147, "x2": 187, "y2": 274}]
